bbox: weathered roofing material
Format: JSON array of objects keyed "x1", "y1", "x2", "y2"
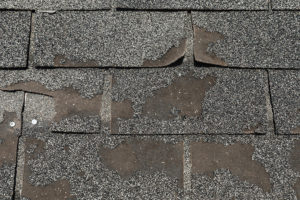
[
  {"x1": 33, "y1": 11, "x2": 188, "y2": 68},
  {"x1": 192, "y1": 12, "x2": 300, "y2": 69}
]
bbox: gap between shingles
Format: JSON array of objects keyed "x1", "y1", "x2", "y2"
[
  {"x1": 12, "y1": 92, "x2": 26, "y2": 199},
  {"x1": 266, "y1": 70, "x2": 278, "y2": 135}
]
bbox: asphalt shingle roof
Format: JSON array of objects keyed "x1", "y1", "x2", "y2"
[{"x1": 0, "y1": 1, "x2": 299, "y2": 199}]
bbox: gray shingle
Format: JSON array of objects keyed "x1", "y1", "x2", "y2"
[
  {"x1": 269, "y1": 70, "x2": 300, "y2": 135},
  {"x1": 17, "y1": 131, "x2": 184, "y2": 199},
  {"x1": 192, "y1": 12, "x2": 300, "y2": 68},
  {"x1": 109, "y1": 63, "x2": 270, "y2": 135},
  {"x1": 272, "y1": 0, "x2": 300, "y2": 10},
  {"x1": 188, "y1": 135, "x2": 300, "y2": 199},
  {"x1": 0, "y1": 91, "x2": 23, "y2": 199},
  {"x1": 0, "y1": 69, "x2": 104, "y2": 133},
  {"x1": 0, "y1": 0, "x2": 111, "y2": 10},
  {"x1": 0, "y1": 11, "x2": 31, "y2": 68},
  {"x1": 33, "y1": 11, "x2": 188, "y2": 68},
  {"x1": 116, "y1": 0, "x2": 268, "y2": 10}
]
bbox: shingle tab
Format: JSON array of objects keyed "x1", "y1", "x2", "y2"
[
  {"x1": 0, "y1": 0, "x2": 111, "y2": 10},
  {"x1": 272, "y1": 0, "x2": 300, "y2": 10},
  {"x1": 116, "y1": 0, "x2": 268, "y2": 10},
  {"x1": 17, "y1": 131, "x2": 184, "y2": 199},
  {"x1": 192, "y1": 12, "x2": 300, "y2": 69},
  {"x1": 0, "y1": 69, "x2": 104, "y2": 133},
  {"x1": 33, "y1": 11, "x2": 188, "y2": 68},
  {"x1": 0, "y1": 91, "x2": 23, "y2": 199},
  {"x1": 109, "y1": 63, "x2": 270, "y2": 135},
  {"x1": 269, "y1": 70, "x2": 300, "y2": 135},
  {"x1": 0, "y1": 11, "x2": 31, "y2": 68}
]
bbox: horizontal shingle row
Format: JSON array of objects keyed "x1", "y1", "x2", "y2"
[
  {"x1": 0, "y1": 65, "x2": 299, "y2": 135},
  {"x1": 1, "y1": 11, "x2": 299, "y2": 69},
  {"x1": 0, "y1": 0, "x2": 299, "y2": 10}
]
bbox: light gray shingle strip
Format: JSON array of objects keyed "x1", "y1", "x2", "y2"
[
  {"x1": 116, "y1": 0, "x2": 268, "y2": 10},
  {"x1": 192, "y1": 11, "x2": 300, "y2": 69},
  {"x1": 0, "y1": 69, "x2": 104, "y2": 133},
  {"x1": 32, "y1": 11, "x2": 188, "y2": 68},
  {"x1": 269, "y1": 70, "x2": 300, "y2": 135},
  {"x1": 0, "y1": 0, "x2": 111, "y2": 10},
  {"x1": 110, "y1": 63, "x2": 270, "y2": 135},
  {"x1": 272, "y1": 0, "x2": 300, "y2": 10},
  {"x1": 0, "y1": 91, "x2": 24, "y2": 199},
  {"x1": 0, "y1": 11, "x2": 31, "y2": 68}
]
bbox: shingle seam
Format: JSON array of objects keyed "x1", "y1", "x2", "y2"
[
  {"x1": 266, "y1": 70, "x2": 278, "y2": 135},
  {"x1": 11, "y1": 92, "x2": 25, "y2": 200}
]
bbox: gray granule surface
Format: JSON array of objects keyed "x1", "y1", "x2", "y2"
[
  {"x1": 0, "y1": 164, "x2": 15, "y2": 200},
  {"x1": 0, "y1": 68, "x2": 104, "y2": 98},
  {"x1": 111, "y1": 63, "x2": 270, "y2": 134},
  {"x1": 0, "y1": 0, "x2": 111, "y2": 10},
  {"x1": 272, "y1": 0, "x2": 300, "y2": 9},
  {"x1": 192, "y1": 11, "x2": 300, "y2": 69},
  {"x1": 269, "y1": 70, "x2": 300, "y2": 135},
  {"x1": 116, "y1": 0, "x2": 268, "y2": 10},
  {"x1": 33, "y1": 11, "x2": 188, "y2": 68},
  {"x1": 0, "y1": 91, "x2": 24, "y2": 127},
  {"x1": 189, "y1": 135, "x2": 300, "y2": 199},
  {"x1": 0, "y1": 11, "x2": 31, "y2": 69},
  {"x1": 20, "y1": 131, "x2": 184, "y2": 199}
]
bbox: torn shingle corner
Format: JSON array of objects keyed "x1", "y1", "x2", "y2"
[
  {"x1": 143, "y1": 39, "x2": 187, "y2": 67},
  {"x1": 193, "y1": 26, "x2": 227, "y2": 67}
]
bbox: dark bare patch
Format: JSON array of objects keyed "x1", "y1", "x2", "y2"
[
  {"x1": 100, "y1": 139, "x2": 184, "y2": 187},
  {"x1": 193, "y1": 26, "x2": 227, "y2": 66},
  {"x1": 111, "y1": 100, "x2": 134, "y2": 134},
  {"x1": 54, "y1": 55, "x2": 98, "y2": 67},
  {"x1": 143, "y1": 39, "x2": 187, "y2": 67},
  {"x1": 191, "y1": 142, "x2": 271, "y2": 192},
  {"x1": 2, "y1": 81, "x2": 102, "y2": 122},
  {"x1": 22, "y1": 138, "x2": 75, "y2": 200},
  {"x1": 0, "y1": 112, "x2": 19, "y2": 167},
  {"x1": 294, "y1": 178, "x2": 300, "y2": 199},
  {"x1": 291, "y1": 126, "x2": 300, "y2": 134},
  {"x1": 290, "y1": 140, "x2": 300, "y2": 173},
  {"x1": 142, "y1": 74, "x2": 216, "y2": 120}
]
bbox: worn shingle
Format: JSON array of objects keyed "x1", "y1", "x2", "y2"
[
  {"x1": 0, "y1": 0, "x2": 111, "y2": 10},
  {"x1": 33, "y1": 11, "x2": 188, "y2": 68},
  {"x1": 269, "y1": 70, "x2": 300, "y2": 135},
  {"x1": 0, "y1": 69, "x2": 104, "y2": 133},
  {"x1": 192, "y1": 12, "x2": 299, "y2": 68},
  {"x1": 110, "y1": 63, "x2": 270, "y2": 135},
  {"x1": 116, "y1": 0, "x2": 268, "y2": 10},
  {"x1": 0, "y1": 91, "x2": 23, "y2": 199},
  {"x1": 0, "y1": 11, "x2": 31, "y2": 68},
  {"x1": 17, "y1": 131, "x2": 184, "y2": 199}
]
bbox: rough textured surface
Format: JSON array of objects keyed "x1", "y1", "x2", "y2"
[
  {"x1": 116, "y1": 0, "x2": 268, "y2": 10},
  {"x1": 269, "y1": 70, "x2": 300, "y2": 134},
  {"x1": 0, "y1": 11, "x2": 31, "y2": 69},
  {"x1": 0, "y1": 69, "x2": 104, "y2": 133},
  {"x1": 272, "y1": 0, "x2": 300, "y2": 10},
  {"x1": 33, "y1": 11, "x2": 188, "y2": 68},
  {"x1": 110, "y1": 63, "x2": 270, "y2": 135},
  {"x1": 189, "y1": 135, "x2": 300, "y2": 200},
  {"x1": 17, "y1": 130, "x2": 184, "y2": 199},
  {"x1": 192, "y1": 12, "x2": 300, "y2": 69},
  {"x1": 0, "y1": 0, "x2": 111, "y2": 10},
  {"x1": 0, "y1": 91, "x2": 23, "y2": 199}
]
